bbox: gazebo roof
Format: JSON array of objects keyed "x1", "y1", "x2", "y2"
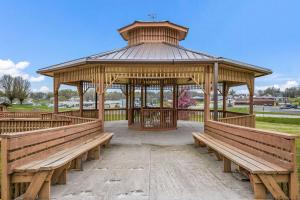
[
  {"x1": 38, "y1": 42, "x2": 272, "y2": 77},
  {"x1": 37, "y1": 20, "x2": 272, "y2": 77}
]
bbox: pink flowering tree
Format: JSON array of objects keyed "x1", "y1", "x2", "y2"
[{"x1": 178, "y1": 88, "x2": 196, "y2": 108}]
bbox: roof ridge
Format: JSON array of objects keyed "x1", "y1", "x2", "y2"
[{"x1": 175, "y1": 44, "x2": 217, "y2": 59}]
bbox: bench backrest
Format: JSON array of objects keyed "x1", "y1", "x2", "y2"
[
  {"x1": 1, "y1": 119, "x2": 102, "y2": 174},
  {"x1": 205, "y1": 120, "x2": 297, "y2": 170}
]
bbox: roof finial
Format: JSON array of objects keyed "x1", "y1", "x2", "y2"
[{"x1": 148, "y1": 13, "x2": 157, "y2": 21}]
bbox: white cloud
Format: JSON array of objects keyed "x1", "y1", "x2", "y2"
[
  {"x1": 32, "y1": 86, "x2": 50, "y2": 93},
  {"x1": 16, "y1": 61, "x2": 30, "y2": 69},
  {"x1": 281, "y1": 80, "x2": 298, "y2": 90},
  {"x1": 30, "y1": 76, "x2": 45, "y2": 82},
  {"x1": 256, "y1": 80, "x2": 299, "y2": 92},
  {"x1": 0, "y1": 59, "x2": 44, "y2": 82}
]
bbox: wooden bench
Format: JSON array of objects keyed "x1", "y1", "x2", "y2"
[
  {"x1": 1, "y1": 119, "x2": 113, "y2": 200},
  {"x1": 193, "y1": 120, "x2": 298, "y2": 200}
]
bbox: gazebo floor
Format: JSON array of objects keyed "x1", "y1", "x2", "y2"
[{"x1": 51, "y1": 121, "x2": 257, "y2": 200}]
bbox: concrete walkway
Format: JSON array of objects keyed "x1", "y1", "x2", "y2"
[{"x1": 51, "y1": 121, "x2": 254, "y2": 200}]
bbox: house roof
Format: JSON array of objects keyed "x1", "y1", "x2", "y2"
[{"x1": 37, "y1": 42, "x2": 272, "y2": 77}]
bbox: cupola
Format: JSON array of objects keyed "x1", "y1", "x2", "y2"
[{"x1": 118, "y1": 21, "x2": 189, "y2": 46}]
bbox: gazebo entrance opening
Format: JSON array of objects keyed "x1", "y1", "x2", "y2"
[{"x1": 128, "y1": 78, "x2": 178, "y2": 130}]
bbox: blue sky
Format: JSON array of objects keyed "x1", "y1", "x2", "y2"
[{"x1": 0, "y1": 0, "x2": 299, "y2": 93}]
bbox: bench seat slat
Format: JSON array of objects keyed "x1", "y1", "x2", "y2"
[
  {"x1": 14, "y1": 133, "x2": 113, "y2": 173},
  {"x1": 193, "y1": 133, "x2": 289, "y2": 174},
  {"x1": 204, "y1": 128, "x2": 292, "y2": 170},
  {"x1": 194, "y1": 133, "x2": 264, "y2": 173},
  {"x1": 202, "y1": 134, "x2": 288, "y2": 172},
  {"x1": 205, "y1": 126, "x2": 293, "y2": 161},
  {"x1": 203, "y1": 134, "x2": 288, "y2": 172},
  {"x1": 41, "y1": 133, "x2": 113, "y2": 170}
]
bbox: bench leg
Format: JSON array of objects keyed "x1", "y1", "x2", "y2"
[
  {"x1": 70, "y1": 157, "x2": 83, "y2": 171},
  {"x1": 258, "y1": 174, "x2": 288, "y2": 200},
  {"x1": 103, "y1": 138, "x2": 112, "y2": 148},
  {"x1": 23, "y1": 171, "x2": 53, "y2": 200},
  {"x1": 207, "y1": 147, "x2": 214, "y2": 153},
  {"x1": 223, "y1": 157, "x2": 231, "y2": 173},
  {"x1": 39, "y1": 181, "x2": 50, "y2": 200},
  {"x1": 289, "y1": 171, "x2": 298, "y2": 200},
  {"x1": 250, "y1": 174, "x2": 267, "y2": 199},
  {"x1": 213, "y1": 151, "x2": 222, "y2": 161},
  {"x1": 87, "y1": 146, "x2": 101, "y2": 160},
  {"x1": 82, "y1": 152, "x2": 88, "y2": 162},
  {"x1": 52, "y1": 163, "x2": 69, "y2": 185}
]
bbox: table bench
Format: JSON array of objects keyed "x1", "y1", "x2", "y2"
[
  {"x1": 1, "y1": 119, "x2": 113, "y2": 200},
  {"x1": 193, "y1": 120, "x2": 298, "y2": 200}
]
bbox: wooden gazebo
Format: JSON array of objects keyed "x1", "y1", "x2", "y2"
[{"x1": 38, "y1": 20, "x2": 272, "y2": 130}]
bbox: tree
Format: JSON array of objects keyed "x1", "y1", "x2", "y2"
[
  {"x1": 264, "y1": 86, "x2": 280, "y2": 96},
  {"x1": 14, "y1": 77, "x2": 31, "y2": 104},
  {"x1": 84, "y1": 89, "x2": 95, "y2": 101},
  {"x1": 58, "y1": 89, "x2": 78, "y2": 101},
  {"x1": 229, "y1": 89, "x2": 236, "y2": 96},
  {"x1": 178, "y1": 88, "x2": 196, "y2": 108},
  {"x1": 30, "y1": 92, "x2": 46, "y2": 100},
  {"x1": 0, "y1": 75, "x2": 16, "y2": 103},
  {"x1": 284, "y1": 87, "x2": 298, "y2": 98},
  {"x1": 0, "y1": 90, "x2": 4, "y2": 97}
]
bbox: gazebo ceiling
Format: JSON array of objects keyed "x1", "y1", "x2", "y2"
[{"x1": 37, "y1": 20, "x2": 272, "y2": 78}]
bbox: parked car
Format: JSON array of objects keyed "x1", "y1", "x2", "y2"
[{"x1": 280, "y1": 104, "x2": 298, "y2": 109}]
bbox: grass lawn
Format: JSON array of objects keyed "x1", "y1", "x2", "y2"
[
  {"x1": 228, "y1": 106, "x2": 300, "y2": 116},
  {"x1": 256, "y1": 117, "x2": 300, "y2": 186},
  {"x1": 7, "y1": 104, "x2": 76, "y2": 112}
]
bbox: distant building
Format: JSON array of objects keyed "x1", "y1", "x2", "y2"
[{"x1": 234, "y1": 96, "x2": 276, "y2": 106}]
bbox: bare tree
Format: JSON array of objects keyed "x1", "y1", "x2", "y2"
[
  {"x1": 14, "y1": 77, "x2": 31, "y2": 104},
  {"x1": 0, "y1": 75, "x2": 16, "y2": 103},
  {"x1": 229, "y1": 89, "x2": 236, "y2": 96}
]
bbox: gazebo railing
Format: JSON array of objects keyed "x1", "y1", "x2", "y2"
[
  {"x1": 0, "y1": 118, "x2": 71, "y2": 134},
  {"x1": 218, "y1": 114, "x2": 256, "y2": 128},
  {"x1": 105, "y1": 108, "x2": 127, "y2": 121},
  {"x1": 1, "y1": 109, "x2": 254, "y2": 128},
  {"x1": 0, "y1": 111, "x2": 46, "y2": 119},
  {"x1": 42, "y1": 113, "x2": 96, "y2": 124},
  {"x1": 141, "y1": 108, "x2": 176, "y2": 130}
]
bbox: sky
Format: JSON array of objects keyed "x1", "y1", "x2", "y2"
[{"x1": 0, "y1": 0, "x2": 299, "y2": 93}]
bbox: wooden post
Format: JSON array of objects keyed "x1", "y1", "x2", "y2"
[
  {"x1": 144, "y1": 84, "x2": 147, "y2": 107},
  {"x1": 53, "y1": 78, "x2": 60, "y2": 114},
  {"x1": 160, "y1": 80, "x2": 163, "y2": 109},
  {"x1": 128, "y1": 83, "x2": 132, "y2": 126},
  {"x1": 125, "y1": 84, "x2": 128, "y2": 120},
  {"x1": 132, "y1": 80, "x2": 135, "y2": 124},
  {"x1": 213, "y1": 62, "x2": 219, "y2": 121},
  {"x1": 1, "y1": 138, "x2": 11, "y2": 200},
  {"x1": 173, "y1": 83, "x2": 177, "y2": 127},
  {"x1": 98, "y1": 70, "x2": 105, "y2": 130},
  {"x1": 247, "y1": 78, "x2": 254, "y2": 115},
  {"x1": 77, "y1": 81, "x2": 84, "y2": 117},
  {"x1": 222, "y1": 82, "x2": 229, "y2": 118},
  {"x1": 204, "y1": 66, "x2": 212, "y2": 122},
  {"x1": 160, "y1": 80, "x2": 164, "y2": 128},
  {"x1": 141, "y1": 81, "x2": 144, "y2": 129},
  {"x1": 95, "y1": 90, "x2": 98, "y2": 110}
]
